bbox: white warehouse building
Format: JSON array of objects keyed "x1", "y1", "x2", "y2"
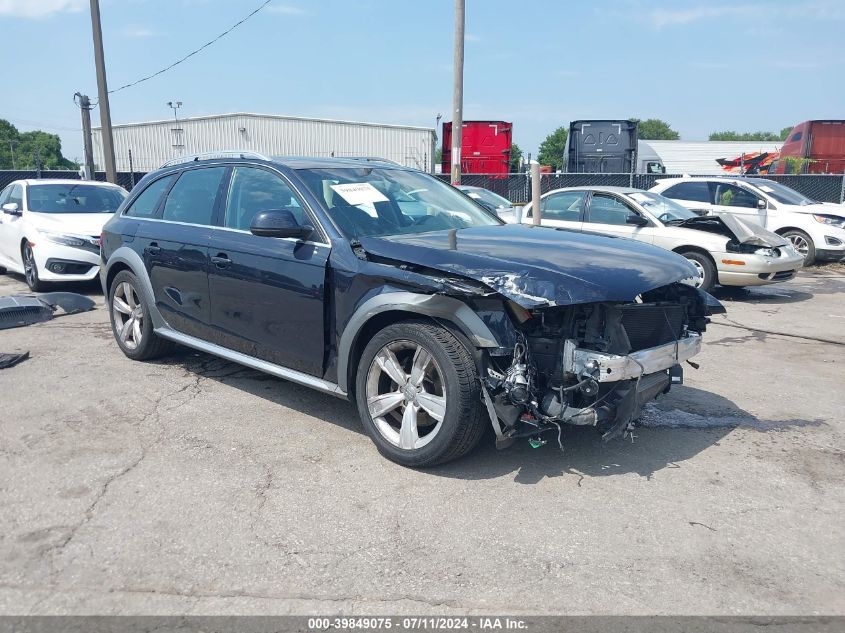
[{"x1": 92, "y1": 112, "x2": 436, "y2": 173}]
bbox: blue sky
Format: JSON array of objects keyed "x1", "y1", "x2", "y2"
[{"x1": 3, "y1": 0, "x2": 843, "y2": 163}]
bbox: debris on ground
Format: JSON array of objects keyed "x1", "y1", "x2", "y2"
[
  {"x1": 0, "y1": 351, "x2": 29, "y2": 369},
  {"x1": 0, "y1": 293, "x2": 95, "y2": 330}
]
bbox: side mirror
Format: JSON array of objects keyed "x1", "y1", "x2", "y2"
[
  {"x1": 2, "y1": 203, "x2": 20, "y2": 215},
  {"x1": 249, "y1": 209, "x2": 313, "y2": 239},
  {"x1": 757, "y1": 198, "x2": 767, "y2": 210},
  {"x1": 626, "y1": 213, "x2": 649, "y2": 227}
]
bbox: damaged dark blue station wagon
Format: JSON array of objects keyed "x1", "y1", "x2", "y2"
[{"x1": 100, "y1": 154, "x2": 723, "y2": 467}]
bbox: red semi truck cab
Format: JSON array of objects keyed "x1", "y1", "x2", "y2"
[
  {"x1": 442, "y1": 120, "x2": 512, "y2": 177},
  {"x1": 774, "y1": 120, "x2": 845, "y2": 174}
]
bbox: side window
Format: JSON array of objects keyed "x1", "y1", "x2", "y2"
[
  {"x1": 790, "y1": 132, "x2": 803, "y2": 143},
  {"x1": 714, "y1": 183, "x2": 759, "y2": 209},
  {"x1": 646, "y1": 162, "x2": 665, "y2": 174},
  {"x1": 0, "y1": 185, "x2": 11, "y2": 206},
  {"x1": 125, "y1": 175, "x2": 176, "y2": 218},
  {"x1": 8, "y1": 185, "x2": 24, "y2": 209},
  {"x1": 162, "y1": 167, "x2": 227, "y2": 225},
  {"x1": 663, "y1": 181, "x2": 711, "y2": 204},
  {"x1": 224, "y1": 167, "x2": 305, "y2": 230},
  {"x1": 541, "y1": 191, "x2": 586, "y2": 221},
  {"x1": 586, "y1": 193, "x2": 636, "y2": 226}
]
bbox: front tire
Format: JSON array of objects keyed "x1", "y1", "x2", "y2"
[
  {"x1": 679, "y1": 250, "x2": 717, "y2": 291},
  {"x1": 108, "y1": 270, "x2": 173, "y2": 360},
  {"x1": 782, "y1": 229, "x2": 816, "y2": 266},
  {"x1": 22, "y1": 242, "x2": 47, "y2": 292},
  {"x1": 355, "y1": 320, "x2": 486, "y2": 467}
]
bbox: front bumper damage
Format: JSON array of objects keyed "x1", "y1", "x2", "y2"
[{"x1": 477, "y1": 284, "x2": 713, "y2": 450}]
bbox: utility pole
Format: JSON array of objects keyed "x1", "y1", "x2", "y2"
[
  {"x1": 450, "y1": 0, "x2": 465, "y2": 185},
  {"x1": 90, "y1": 0, "x2": 117, "y2": 183},
  {"x1": 75, "y1": 93, "x2": 96, "y2": 179}
]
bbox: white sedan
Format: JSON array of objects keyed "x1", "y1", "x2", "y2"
[
  {"x1": 508, "y1": 186, "x2": 804, "y2": 291},
  {"x1": 0, "y1": 179, "x2": 127, "y2": 291}
]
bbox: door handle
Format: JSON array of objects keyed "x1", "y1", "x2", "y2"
[
  {"x1": 145, "y1": 242, "x2": 161, "y2": 255},
  {"x1": 211, "y1": 253, "x2": 232, "y2": 268}
]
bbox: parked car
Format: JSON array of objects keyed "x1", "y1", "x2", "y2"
[
  {"x1": 650, "y1": 177, "x2": 845, "y2": 266},
  {"x1": 508, "y1": 187, "x2": 803, "y2": 291},
  {"x1": 456, "y1": 185, "x2": 516, "y2": 215},
  {"x1": 100, "y1": 153, "x2": 722, "y2": 467},
  {"x1": 0, "y1": 179, "x2": 127, "y2": 291}
]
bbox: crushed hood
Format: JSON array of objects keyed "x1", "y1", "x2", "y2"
[
  {"x1": 358, "y1": 225, "x2": 698, "y2": 308},
  {"x1": 676, "y1": 214, "x2": 787, "y2": 247}
]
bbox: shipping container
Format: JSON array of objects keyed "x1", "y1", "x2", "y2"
[
  {"x1": 92, "y1": 112, "x2": 436, "y2": 173},
  {"x1": 772, "y1": 120, "x2": 845, "y2": 174},
  {"x1": 442, "y1": 121, "x2": 512, "y2": 176}
]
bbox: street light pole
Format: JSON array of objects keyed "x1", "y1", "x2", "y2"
[
  {"x1": 450, "y1": 0, "x2": 465, "y2": 185},
  {"x1": 90, "y1": 0, "x2": 117, "y2": 183}
]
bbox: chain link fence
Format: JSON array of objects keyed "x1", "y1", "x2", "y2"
[
  {"x1": 438, "y1": 172, "x2": 845, "y2": 204},
  {"x1": 3, "y1": 169, "x2": 844, "y2": 203}
]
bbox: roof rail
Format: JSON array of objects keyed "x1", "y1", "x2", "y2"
[
  {"x1": 160, "y1": 150, "x2": 271, "y2": 169},
  {"x1": 347, "y1": 156, "x2": 402, "y2": 166}
]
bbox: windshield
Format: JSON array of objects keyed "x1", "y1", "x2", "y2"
[
  {"x1": 27, "y1": 184, "x2": 126, "y2": 214},
  {"x1": 627, "y1": 191, "x2": 698, "y2": 222},
  {"x1": 462, "y1": 187, "x2": 511, "y2": 208},
  {"x1": 750, "y1": 180, "x2": 814, "y2": 205},
  {"x1": 296, "y1": 167, "x2": 502, "y2": 238}
]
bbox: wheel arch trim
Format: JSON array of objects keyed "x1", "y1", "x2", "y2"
[
  {"x1": 102, "y1": 247, "x2": 167, "y2": 329},
  {"x1": 336, "y1": 291, "x2": 501, "y2": 394}
]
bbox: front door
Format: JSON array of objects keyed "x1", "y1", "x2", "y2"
[
  {"x1": 711, "y1": 182, "x2": 767, "y2": 228},
  {"x1": 583, "y1": 192, "x2": 655, "y2": 243},
  {"x1": 207, "y1": 166, "x2": 329, "y2": 377},
  {"x1": 0, "y1": 184, "x2": 25, "y2": 270}
]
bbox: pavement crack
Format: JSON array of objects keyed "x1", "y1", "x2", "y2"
[{"x1": 688, "y1": 521, "x2": 717, "y2": 532}]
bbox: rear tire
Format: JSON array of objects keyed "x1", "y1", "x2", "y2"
[
  {"x1": 108, "y1": 270, "x2": 174, "y2": 360},
  {"x1": 679, "y1": 250, "x2": 717, "y2": 291},
  {"x1": 355, "y1": 320, "x2": 486, "y2": 467},
  {"x1": 781, "y1": 229, "x2": 816, "y2": 266}
]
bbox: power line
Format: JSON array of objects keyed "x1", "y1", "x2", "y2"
[{"x1": 108, "y1": 0, "x2": 273, "y2": 95}]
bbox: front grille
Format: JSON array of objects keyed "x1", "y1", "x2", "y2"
[{"x1": 620, "y1": 304, "x2": 686, "y2": 352}]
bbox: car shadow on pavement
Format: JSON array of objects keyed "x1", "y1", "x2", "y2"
[
  {"x1": 710, "y1": 285, "x2": 814, "y2": 305},
  {"x1": 151, "y1": 351, "x2": 823, "y2": 483}
]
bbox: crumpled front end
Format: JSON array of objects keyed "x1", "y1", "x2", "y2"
[{"x1": 479, "y1": 282, "x2": 715, "y2": 448}]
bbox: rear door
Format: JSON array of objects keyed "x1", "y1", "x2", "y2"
[
  {"x1": 583, "y1": 192, "x2": 655, "y2": 243},
  {"x1": 134, "y1": 166, "x2": 228, "y2": 339},
  {"x1": 658, "y1": 181, "x2": 714, "y2": 215},
  {"x1": 530, "y1": 190, "x2": 586, "y2": 231},
  {"x1": 207, "y1": 165, "x2": 330, "y2": 377}
]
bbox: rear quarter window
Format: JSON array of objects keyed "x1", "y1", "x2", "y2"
[{"x1": 125, "y1": 175, "x2": 176, "y2": 218}]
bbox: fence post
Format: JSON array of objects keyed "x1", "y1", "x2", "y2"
[
  {"x1": 840, "y1": 171, "x2": 845, "y2": 204},
  {"x1": 128, "y1": 149, "x2": 135, "y2": 188},
  {"x1": 531, "y1": 163, "x2": 542, "y2": 225}
]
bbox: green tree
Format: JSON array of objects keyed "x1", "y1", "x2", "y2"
[
  {"x1": 780, "y1": 126, "x2": 795, "y2": 140},
  {"x1": 538, "y1": 127, "x2": 568, "y2": 171},
  {"x1": 0, "y1": 119, "x2": 77, "y2": 170},
  {"x1": 509, "y1": 143, "x2": 523, "y2": 172},
  {"x1": 708, "y1": 130, "x2": 783, "y2": 141},
  {"x1": 631, "y1": 118, "x2": 680, "y2": 140}
]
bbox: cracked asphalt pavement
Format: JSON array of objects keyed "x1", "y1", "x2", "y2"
[{"x1": 0, "y1": 267, "x2": 843, "y2": 615}]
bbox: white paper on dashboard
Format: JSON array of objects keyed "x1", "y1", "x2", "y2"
[{"x1": 330, "y1": 182, "x2": 389, "y2": 206}]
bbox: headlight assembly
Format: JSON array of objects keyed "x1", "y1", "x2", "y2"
[
  {"x1": 813, "y1": 214, "x2": 845, "y2": 227},
  {"x1": 39, "y1": 231, "x2": 89, "y2": 248}
]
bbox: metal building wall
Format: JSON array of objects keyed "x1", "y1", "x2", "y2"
[
  {"x1": 648, "y1": 140, "x2": 782, "y2": 174},
  {"x1": 92, "y1": 113, "x2": 436, "y2": 172}
]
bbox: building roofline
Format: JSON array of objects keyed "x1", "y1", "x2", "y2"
[{"x1": 94, "y1": 111, "x2": 436, "y2": 134}]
